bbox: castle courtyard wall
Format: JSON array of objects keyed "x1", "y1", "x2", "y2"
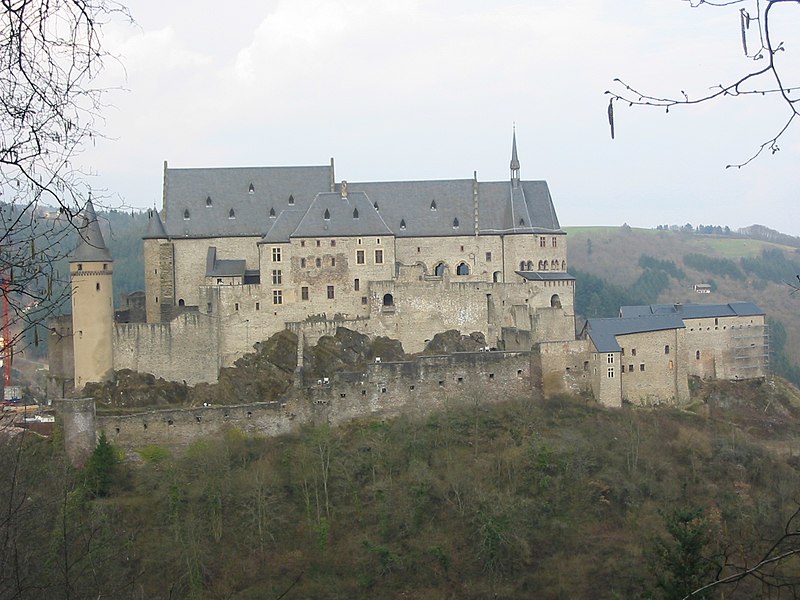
[
  {"x1": 533, "y1": 339, "x2": 592, "y2": 398},
  {"x1": 615, "y1": 328, "x2": 689, "y2": 406}
]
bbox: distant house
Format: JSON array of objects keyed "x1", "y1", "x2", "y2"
[{"x1": 693, "y1": 283, "x2": 712, "y2": 294}]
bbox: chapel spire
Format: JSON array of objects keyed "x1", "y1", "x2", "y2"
[{"x1": 510, "y1": 125, "x2": 520, "y2": 188}]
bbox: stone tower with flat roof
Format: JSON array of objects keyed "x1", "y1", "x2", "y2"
[{"x1": 69, "y1": 199, "x2": 114, "y2": 390}]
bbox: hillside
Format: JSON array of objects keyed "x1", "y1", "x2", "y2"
[
  {"x1": 4, "y1": 379, "x2": 800, "y2": 598},
  {"x1": 566, "y1": 226, "x2": 800, "y2": 385}
]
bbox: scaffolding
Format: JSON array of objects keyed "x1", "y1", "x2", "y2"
[{"x1": 731, "y1": 323, "x2": 770, "y2": 379}]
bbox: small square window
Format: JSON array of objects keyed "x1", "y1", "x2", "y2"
[
  {"x1": 361, "y1": 296, "x2": 368, "y2": 305},
  {"x1": 331, "y1": 240, "x2": 336, "y2": 247}
]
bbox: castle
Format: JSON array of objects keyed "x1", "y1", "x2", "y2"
[{"x1": 49, "y1": 132, "x2": 768, "y2": 416}]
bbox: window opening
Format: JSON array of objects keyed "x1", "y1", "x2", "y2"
[
  {"x1": 430, "y1": 200, "x2": 437, "y2": 210},
  {"x1": 357, "y1": 250, "x2": 365, "y2": 264},
  {"x1": 353, "y1": 208, "x2": 359, "y2": 219},
  {"x1": 229, "y1": 208, "x2": 235, "y2": 219},
  {"x1": 434, "y1": 262, "x2": 446, "y2": 277},
  {"x1": 248, "y1": 183, "x2": 255, "y2": 194},
  {"x1": 183, "y1": 209, "x2": 190, "y2": 220},
  {"x1": 383, "y1": 293, "x2": 394, "y2": 306},
  {"x1": 327, "y1": 286, "x2": 335, "y2": 299},
  {"x1": 273, "y1": 290, "x2": 283, "y2": 305},
  {"x1": 456, "y1": 262, "x2": 470, "y2": 276},
  {"x1": 301, "y1": 287, "x2": 309, "y2": 301}
]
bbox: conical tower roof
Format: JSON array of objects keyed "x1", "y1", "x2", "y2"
[
  {"x1": 143, "y1": 208, "x2": 169, "y2": 239},
  {"x1": 70, "y1": 199, "x2": 112, "y2": 262}
]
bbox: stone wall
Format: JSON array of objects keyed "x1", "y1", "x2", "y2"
[
  {"x1": 615, "y1": 328, "x2": 690, "y2": 406},
  {"x1": 47, "y1": 315, "x2": 75, "y2": 398},
  {"x1": 97, "y1": 351, "x2": 533, "y2": 455},
  {"x1": 113, "y1": 312, "x2": 220, "y2": 385},
  {"x1": 683, "y1": 315, "x2": 768, "y2": 380},
  {"x1": 533, "y1": 339, "x2": 592, "y2": 398},
  {"x1": 57, "y1": 398, "x2": 96, "y2": 466}
]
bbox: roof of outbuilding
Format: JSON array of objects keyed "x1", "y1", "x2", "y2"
[
  {"x1": 205, "y1": 247, "x2": 245, "y2": 277},
  {"x1": 619, "y1": 302, "x2": 764, "y2": 320},
  {"x1": 71, "y1": 200, "x2": 113, "y2": 263},
  {"x1": 583, "y1": 315, "x2": 686, "y2": 353},
  {"x1": 515, "y1": 271, "x2": 576, "y2": 281}
]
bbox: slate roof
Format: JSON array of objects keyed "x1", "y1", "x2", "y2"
[
  {"x1": 291, "y1": 191, "x2": 393, "y2": 239},
  {"x1": 143, "y1": 209, "x2": 168, "y2": 239},
  {"x1": 71, "y1": 200, "x2": 113, "y2": 263},
  {"x1": 620, "y1": 302, "x2": 764, "y2": 320},
  {"x1": 164, "y1": 165, "x2": 332, "y2": 238},
  {"x1": 516, "y1": 271, "x2": 576, "y2": 281},
  {"x1": 583, "y1": 315, "x2": 686, "y2": 353},
  {"x1": 205, "y1": 247, "x2": 245, "y2": 277}
]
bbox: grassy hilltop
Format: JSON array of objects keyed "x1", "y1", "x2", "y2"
[{"x1": 565, "y1": 226, "x2": 800, "y2": 385}]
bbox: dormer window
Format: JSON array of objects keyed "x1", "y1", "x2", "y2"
[
  {"x1": 452, "y1": 218, "x2": 459, "y2": 229},
  {"x1": 269, "y1": 207, "x2": 276, "y2": 217},
  {"x1": 229, "y1": 209, "x2": 236, "y2": 219},
  {"x1": 206, "y1": 196, "x2": 212, "y2": 207},
  {"x1": 373, "y1": 202, "x2": 379, "y2": 211},
  {"x1": 324, "y1": 208, "x2": 331, "y2": 220},
  {"x1": 353, "y1": 208, "x2": 359, "y2": 219},
  {"x1": 400, "y1": 219, "x2": 406, "y2": 230},
  {"x1": 288, "y1": 194, "x2": 295, "y2": 206},
  {"x1": 248, "y1": 183, "x2": 255, "y2": 194},
  {"x1": 183, "y1": 209, "x2": 190, "y2": 220},
  {"x1": 519, "y1": 218, "x2": 525, "y2": 226},
  {"x1": 430, "y1": 200, "x2": 437, "y2": 211}
]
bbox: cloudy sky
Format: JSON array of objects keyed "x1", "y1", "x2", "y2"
[{"x1": 81, "y1": 0, "x2": 800, "y2": 234}]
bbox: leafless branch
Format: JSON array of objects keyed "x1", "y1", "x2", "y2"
[{"x1": 606, "y1": 0, "x2": 800, "y2": 168}]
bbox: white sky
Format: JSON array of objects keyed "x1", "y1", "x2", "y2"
[{"x1": 80, "y1": 0, "x2": 800, "y2": 235}]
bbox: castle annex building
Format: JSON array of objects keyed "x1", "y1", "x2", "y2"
[{"x1": 51, "y1": 133, "x2": 769, "y2": 411}]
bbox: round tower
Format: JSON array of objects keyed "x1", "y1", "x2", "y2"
[{"x1": 69, "y1": 199, "x2": 114, "y2": 390}]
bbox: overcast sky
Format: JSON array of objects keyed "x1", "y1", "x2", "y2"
[{"x1": 80, "y1": 0, "x2": 800, "y2": 235}]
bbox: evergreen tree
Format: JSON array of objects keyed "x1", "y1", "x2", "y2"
[{"x1": 83, "y1": 432, "x2": 118, "y2": 498}]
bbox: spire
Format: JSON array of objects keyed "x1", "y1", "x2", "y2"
[
  {"x1": 70, "y1": 198, "x2": 112, "y2": 262},
  {"x1": 510, "y1": 125, "x2": 520, "y2": 187}
]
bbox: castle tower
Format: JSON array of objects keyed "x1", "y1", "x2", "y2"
[
  {"x1": 69, "y1": 199, "x2": 114, "y2": 390},
  {"x1": 143, "y1": 208, "x2": 173, "y2": 323},
  {"x1": 510, "y1": 126, "x2": 521, "y2": 188}
]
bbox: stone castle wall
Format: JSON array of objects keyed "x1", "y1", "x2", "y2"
[{"x1": 97, "y1": 351, "x2": 533, "y2": 455}]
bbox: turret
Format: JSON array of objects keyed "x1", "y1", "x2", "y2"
[
  {"x1": 69, "y1": 199, "x2": 114, "y2": 389},
  {"x1": 510, "y1": 126, "x2": 521, "y2": 188},
  {"x1": 143, "y1": 208, "x2": 173, "y2": 323}
]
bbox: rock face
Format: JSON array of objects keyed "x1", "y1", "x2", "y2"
[
  {"x1": 84, "y1": 370, "x2": 190, "y2": 409},
  {"x1": 302, "y1": 328, "x2": 408, "y2": 383},
  {"x1": 422, "y1": 330, "x2": 487, "y2": 355}
]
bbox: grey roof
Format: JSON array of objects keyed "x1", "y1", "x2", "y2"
[
  {"x1": 260, "y1": 210, "x2": 306, "y2": 244},
  {"x1": 143, "y1": 209, "x2": 168, "y2": 239},
  {"x1": 205, "y1": 247, "x2": 245, "y2": 277},
  {"x1": 620, "y1": 302, "x2": 764, "y2": 320},
  {"x1": 346, "y1": 179, "x2": 561, "y2": 237},
  {"x1": 291, "y1": 191, "x2": 393, "y2": 238},
  {"x1": 516, "y1": 271, "x2": 576, "y2": 281},
  {"x1": 71, "y1": 200, "x2": 112, "y2": 263},
  {"x1": 583, "y1": 315, "x2": 686, "y2": 353},
  {"x1": 164, "y1": 165, "x2": 332, "y2": 238}
]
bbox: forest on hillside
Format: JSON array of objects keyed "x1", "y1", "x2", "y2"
[{"x1": 3, "y1": 379, "x2": 800, "y2": 599}]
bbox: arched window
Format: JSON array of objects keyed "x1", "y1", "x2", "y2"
[
  {"x1": 519, "y1": 261, "x2": 526, "y2": 271},
  {"x1": 434, "y1": 262, "x2": 446, "y2": 277},
  {"x1": 550, "y1": 294, "x2": 561, "y2": 308},
  {"x1": 493, "y1": 271, "x2": 501, "y2": 283},
  {"x1": 526, "y1": 260, "x2": 534, "y2": 271},
  {"x1": 383, "y1": 293, "x2": 394, "y2": 307},
  {"x1": 183, "y1": 209, "x2": 190, "y2": 220},
  {"x1": 229, "y1": 209, "x2": 236, "y2": 219},
  {"x1": 178, "y1": 299, "x2": 185, "y2": 307},
  {"x1": 538, "y1": 260, "x2": 545, "y2": 271},
  {"x1": 542, "y1": 261, "x2": 548, "y2": 271},
  {"x1": 551, "y1": 260, "x2": 558, "y2": 270},
  {"x1": 696, "y1": 350, "x2": 701, "y2": 360},
  {"x1": 456, "y1": 262, "x2": 470, "y2": 276},
  {"x1": 561, "y1": 260, "x2": 566, "y2": 270}
]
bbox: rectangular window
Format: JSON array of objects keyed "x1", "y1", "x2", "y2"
[
  {"x1": 607, "y1": 367, "x2": 614, "y2": 378},
  {"x1": 621, "y1": 348, "x2": 625, "y2": 356},
  {"x1": 301, "y1": 286, "x2": 309, "y2": 301},
  {"x1": 316, "y1": 240, "x2": 321, "y2": 247},
  {"x1": 664, "y1": 345, "x2": 670, "y2": 355},
  {"x1": 255, "y1": 302, "x2": 260, "y2": 311},
  {"x1": 354, "y1": 278, "x2": 360, "y2": 291},
  {"x1": 356, "y1": 250, "x2": 365, "y2": 264},
  {"x1": 607, "y1": 353, "x2": 614, "y2": 364},
  {"x1": 376, "y1": 238, "x2": 381, "y2": 244},
  {"x1": 540, "y1": 237, "x2": 546, "y2": 248},
  {"x1": 631, "y1": 348, "x2": 637, "y2": 356},
  {"x1": 301, "y1": 240, "x2": 305, "y2": 247},
  {"x1": 361, "y1": 296, "x2": 368, "y2": 305},
  {"x1": 331, "y1": 240, "x2": 336, "y2": 247},
  {"x1": 552, "y1": 237, "x2": 557, "y2": 247},
  {"x1": 629, "y1": 364, "x2": 633, "y2": 372},
  {"x1": 485, "y1": 252, "x2": 492, "y2": 262},
  {"x1": 301, "y1": 258, "x2": 307, "y2": 268},
  {"x1": 375, "y1": 249, "x2": 383, "y2": 264},
  {"x1": 235, "y1": 302, "x2": 239, "y2": 311},
  {"x1": 621, "y1": 365, "x2": 626, "y2": 373},
  {"x1": 272, "y1": 269, "x2": 282, "y2": 285},
  {"x1": 331, "y1": 257, "x2": 336, "y2": 267},
  {"x1": 640, "y1": 363, "x2": 645, "y2": 372},
  {"x1": 272, "y1": 247, "x2": 281, "y2": 262},
  {"x1": 273, "y1": 290, "x2": 283, "y2": 305},
  {"x1": 327, "y1": 285, "x2": 335, "y2": 299}
]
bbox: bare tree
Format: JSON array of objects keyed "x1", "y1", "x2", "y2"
[
  {"x1": 0, "y1": 0, "x2": 130, "y2": 357},
  {"x1": 606, "y1": 0, "x2": 800, "y2": 168}
]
